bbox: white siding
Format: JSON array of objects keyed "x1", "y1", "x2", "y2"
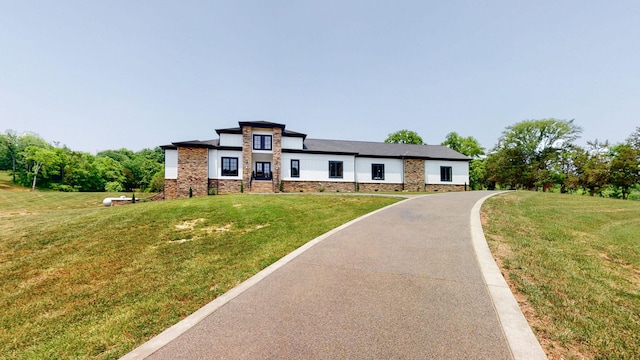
[
  {"x1": 217, "y1": 150, "x2": 243, "y2": 179},
  {"x1": 282, "y1": 136, "x2": 304, "y2": 150},
  {"x1": 164, "y1": 149, "x2": 178, "y2": 179},
  {"x1": 282, "y1": 153, "x2": 355, "y2": 181},
  {"x1": 208, "y1": 149, "x2": 218, "y2": 178},
  {"x1": 219, "y1": 133, "x2": 242, "y2": 147},
  {"x1": 355, "y1": 158, "x2": 403, "y2": 183},
  {"x1": 425, "y1": 160, "x2": 469, "y2": 185}
]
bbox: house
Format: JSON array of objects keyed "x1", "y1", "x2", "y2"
[{"x1": 160, "y1": 121, "x2": 470, "y2": 198}]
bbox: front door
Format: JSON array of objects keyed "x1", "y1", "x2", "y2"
[{"x1": 255, "y1": 162, "x2": 272, "y2": 180}]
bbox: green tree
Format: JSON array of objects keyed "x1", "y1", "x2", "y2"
[
  {"x1": 14, "y1": 133, "x2": 52, "y2": 187},
  {"x1": 385, "y1": 129, "x2": 425, "y2": 145},
  {"x1": 441, "y1": 132, "x2": 484, "y2": 158},
  {"x1": 98, "y1": 147, "x2": 164, "y2": 191},
  {"x1": 609, "y1": 143, "x2": 639, "y2": 199},
  {"x1": 0, "y1": 130, "x2": 20, "y2": 181},
  {"x1": 441, "y1": 132, "x2": 486, "y2": 190},
  {"x1": 24, "y1": 146, "x2": 60, "y2": 191},
  {"x1": 488, "y1": 119, "x2": 583, "y2": 190},
  {"x1": 627, "y1": 127, "x2": 640, "y2": 150},
  {"x1": 577, "y1": 140, "x2": 611, "y2": 197}
]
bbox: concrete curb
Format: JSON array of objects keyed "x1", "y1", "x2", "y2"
[
  {"x1": 470, "y1": 192, "x2": 547, "y2": 360},
  {"x1": 120, "y1": 197, "x2": 415, "y2": 360}
]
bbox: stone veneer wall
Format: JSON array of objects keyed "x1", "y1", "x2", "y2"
[
  {"x1": 177, "y1": 147, "x2": 208, "y2": 198},
  {"x1": 282, "y1": 181, "x2": 356, "y2": 193},
  {"x1": 164, "y1": 179, "x2": 178, "y2": 199},
  {"x1": 214, "y1": 179, "x2": 244, "y2": 194},
  {"x1": 272, "y1": 128, "x2": 282, "y2": 193},
  {"x1": 425, "y1": 184, "x2": 466, "y2": 192},
  {"x1": 403, "y1": 159, "x2": 425, "y2": 192},
  {"x1": 358, "y1": 182, "x2": 404, "y2": 192},
  {"x1": 242, "y1": 126, "x2": 253, "y2": 188}
]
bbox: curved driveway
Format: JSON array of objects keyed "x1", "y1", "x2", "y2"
[{"x1": 123, "y1": 191, "x2": 545, "y2": 359}]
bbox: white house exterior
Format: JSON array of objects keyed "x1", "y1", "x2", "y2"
[{"x1": 161, "y1": 121, "x2": 470, "y2": 198}]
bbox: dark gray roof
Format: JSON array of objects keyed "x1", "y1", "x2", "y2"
[
  {"x1": 216, "y1": 125, "x2": 307, "y2": 139},
  {"x1": 171, "y1": 139, "x2": 220, "y2": 147},
  {"x1": 301, "y1": 139, "x2": 470, "y2": 160},
  {"x1": 162, "y1": 133, "x2": 469, "y2": 161}
]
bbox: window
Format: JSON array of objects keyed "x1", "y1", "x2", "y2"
[
  {"x1": 291, "y1": 159, "x2": 300, "y2": 178},
  {"x1": 440, "y1": 166, "x2": 452, "y2": 182},
  {"x1": 329, "y1": 161, "x2": 343, "y2": 178},
  {"x1": 253, "y1": 135, "x2": 272, "y2": 150},
  {"x1": 371, "y1": 164, "x2": 385, "y2": 180},
  {"x1": 222, "y1": 157, "x2": 239, "y2": 176},
  {"x1": 255, "y1": 162, "x2": 271, "y2": 179}
]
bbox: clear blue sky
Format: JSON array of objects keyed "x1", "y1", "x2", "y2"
[{"x1": 1, "y1": 1, "x2": 638, "y2": 153}]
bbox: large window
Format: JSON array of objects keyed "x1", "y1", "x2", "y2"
[
  {"x1": 329, "y1": 161, "x2": 343, "y2": 178},
  {"x1": 371, "y1": 164, "x2": 385, "y2": 180},
  {"x1": 222, "y1": 157, "x2": 239, "y2": 176},
  {"x1": 440, "y1": 166, "x2": 452, "y2": 182},
  {"x1": 291, "y1": 159, "x2": 300, "y2": 178},
  {"x1": 253, "y1": 135, "x2": 272, "y2": 150}
]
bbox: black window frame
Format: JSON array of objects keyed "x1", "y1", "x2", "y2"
[
  {"x1": 371, "y1": 163, "x2": 385, "y2": 180},
  {"x1": 221, "y1": 157, "x2": 239, "y2": 177},
  {"x1": 440, "y1": 166, "x2": 452, "y2": 182},
  {"x1": 329, "y1": 161, "x2": 343, "y2": 179},
  {"x1": 291, "y1": 159, "x2": 300, "y2": 178},
  {"x1": 253, "y1": 134, "x2": 272, "y2": 150}
]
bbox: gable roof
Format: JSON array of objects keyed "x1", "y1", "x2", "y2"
[{"x1": 299, "y1": 139, "x2": 471, "y2": 161}]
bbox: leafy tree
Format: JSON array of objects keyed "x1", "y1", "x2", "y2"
[
  {"x1": 441, "y1": 132, "x2": 484, "y2": 158},
  {"x1": 627, "y1": 127, "x2": 640, "y2": 150},
  {"x1": 576, "y1": 140, "x2": 611, "y2": 197},
  {"x1": 609, "y1": 143, "x2": 640, "y2": 199},
  {"x1": 0, "y1": 130, "x2": 20, "y2": 181},
  {"x1": 385, "y1": 130, "x2": 425, "y2": 145},
  {"x1": 441, "y1": 132, "x2": 486, "y2": 190},
  {"x1": 149, "y1": 170, "x2": 165, "y2": 193},
  {"x1": 98, "y1": 147, "x2": 163, "y2": 191},
  {"x1": 488, "y1": 119, "x2": 582, "y2": 190},
  {"x1": 24, "y1": 146, "x2": 60, "y2": 191}
]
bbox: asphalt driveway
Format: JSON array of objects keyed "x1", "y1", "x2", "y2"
[{"x1": 123, "y1": 191, "x2": 545, "y2": 359}]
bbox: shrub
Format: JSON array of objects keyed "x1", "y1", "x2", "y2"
[
  {"x1": 105, "y1": 182, "x2": 124, "y2": 192},
  {"x1": 50, "y1": 184, "x2": 78, "y2": 192}
]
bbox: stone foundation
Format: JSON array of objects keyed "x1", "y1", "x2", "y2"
[
  {"x1": 111, "y1": 199, "x2": 133, "y2": 206},
  {"x1": 358, "y1": 183, "x2": 403, "y2": 192},
  {"x1": 425, "y1": 184, "x2": 466, "y2": 192},
  {"x1": 282, "y1": 181, "x2": 356, "y2": 193},
  {"x1": 216, "y1": 179, "x2": 244, "y2": 194}
]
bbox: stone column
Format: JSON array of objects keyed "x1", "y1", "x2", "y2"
[
  {"x1": 272, "y1": 128, "x2": 282, "y2": 193},
  {"x1": 177, "y1": 147, "x2": 208, "y2": 198},
  {"x1": 242, "y1": 126, "x2": 253, "y2": 190},
  {"x1": 403, "y1": 159, "x2": 425, "y2": 192}
]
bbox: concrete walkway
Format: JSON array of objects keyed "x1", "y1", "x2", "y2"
[{"x1": 123, "y1": 191, "x2": 546, "y2": 359}]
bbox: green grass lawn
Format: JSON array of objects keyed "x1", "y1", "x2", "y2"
[
  {"x1": 0, "y1": 185, "x2": 400, "y2": 359},
  {"x1": 482, "y1": 191, "x2": 640, "y2": 359}
]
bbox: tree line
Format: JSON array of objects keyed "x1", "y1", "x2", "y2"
[
  {"x1": 387, "y1": 120, "x2": 640, "y2": 200},
  {"x1": 0, "y1": 130, "x2": 164, "y2": 192},
  {"x1": 3, "y1": 119, "x2": 639, "y2": 198}
]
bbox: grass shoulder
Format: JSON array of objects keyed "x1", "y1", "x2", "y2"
[{"x1": 482, "y1": 191, "x2": 640, "y2": 359}]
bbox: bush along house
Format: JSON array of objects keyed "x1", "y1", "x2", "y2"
[{"x1": 160, "y1": 121, "x2": 470, "y2": 198}]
